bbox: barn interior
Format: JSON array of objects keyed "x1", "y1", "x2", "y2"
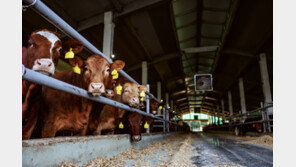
[{"x1": 22, "y1": 0, "x2": 272, "y2": 130}]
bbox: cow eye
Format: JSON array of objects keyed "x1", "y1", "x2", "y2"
[{"x1": 124, "y1": 89, "x2": 128, "y2": 92}]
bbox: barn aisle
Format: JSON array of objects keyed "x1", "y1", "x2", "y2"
[{"x1": 191, "y1": 133, "x2": 273, "y2": 167}]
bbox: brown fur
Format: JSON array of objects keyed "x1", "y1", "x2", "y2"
[
  {"x1": 41, "y1": 55, "x2": 124, "y2": 138},
  {"x1": 22, "y1": 29, "x2": 84, "y2": 140},
  {"x1": 90, "y1": 78, "x2": 147, "y2": 136}
]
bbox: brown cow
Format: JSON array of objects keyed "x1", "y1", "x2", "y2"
[
  {"x1": 41, "y1": 55, "x2": 125, "y2": 138},
  {"x1": 142, "y1": 99, "x2": 161, "y2": 133},
  {"x1": 22, "y1": 29, "x2": 84, "y2": 140},
  {"x1": 89, "y1": 78, "x2": 147, "y2": 139}
]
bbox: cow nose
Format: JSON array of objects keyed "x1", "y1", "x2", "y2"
[
  {"x1": 33, "y1": 58, "x2": 55, "y2": 75},
  {"x1": 132, "y1": 97, "x2": 139, "y2": 103},
  {"x1": 89, "y1": 82, "x2": 105, "y2": 96},
  {"x1": 133, "y1": 135, "x2": 141, "y2": 141}
]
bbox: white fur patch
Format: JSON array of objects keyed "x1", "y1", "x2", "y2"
[{"x1": 36, "y1": 30, "x2": 60, "y2": 58}]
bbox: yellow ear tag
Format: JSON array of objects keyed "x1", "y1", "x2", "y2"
[
  {"x1": 140, "y1": 91, "x2": 145, "y2": 101},
  {"x1": 119, "y1": 122, "x2": 124, "y2": 129},
  {"x1": 116, "y1": 84, "x2": 122, "y2": 95},
  {"x1": 144, "y1": 121, "x2": 149, "y2": 129},
  {"x1": 111, "y1": 69, "x2": 119, "y2": 79},
  {"x1": 73, "y1": 64, "x2": 81, "y2": 74},
  {"x1": 65, "y1": 48, "x2": 74, "y2": 59},
  {"x1": 159, "y1": 106, "x2": 163, "y2": 110}
]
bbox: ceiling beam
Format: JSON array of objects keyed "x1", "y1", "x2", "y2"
[
  {"x1": 211, "y1": 0, "x2": 240, "y2": 73},
  {"x1": 126, "y1": 52, "x2": 179, "y2": 72},
  {"x1": 77, "y1": 0, "x2": 168, "y2": 31},
  {"x1": 182, "y1": 46, "x2": 219, "y2": 54}
]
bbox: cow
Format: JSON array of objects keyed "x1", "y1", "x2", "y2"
[
  {"x1": 89, "y1": 77, "x2": 147, "y2": 141},
  {"x1": 141, "y1": 99, "x2": 161, "y2": 133},
  {"x1": 22, "y1": 29, "x2": 84, "y2": 140},
  {"x1": 40, "y1": 55, "x2": 125, "y2": 138}
]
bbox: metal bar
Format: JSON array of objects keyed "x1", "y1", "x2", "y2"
[
  {"x1": 22, "y1": 65, "x2": 171, "y2": 123},
  {"x1": 206, "y1": 119, "x2": 274, "y2": 129},
  {"x1": 146, "y1": 84, "x2": 150, "y2": 134},
  {"x1": 22, "y1": 0, "x2": 161, "y2": 105},
  {"x1": 229, "y1": 104, "x2": 273, "y2": 118},
  {"x1": 163, "y1": 108, "x2": 166, "y2": 132},
  {"x1": 260, "y1": 102, "x2": 267, "y2": 133}
]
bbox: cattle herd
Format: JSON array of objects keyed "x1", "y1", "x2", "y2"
[{"x1": 22, "y1": 29, "x2": 183, "y2": 141}]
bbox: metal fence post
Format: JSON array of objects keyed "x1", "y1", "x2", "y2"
[
  {"x1": 260, "y1": 102, "x2": 267, "y2": 133},
  {"x1": 146, "y1": 84, "x2": 150, "y2": 134},
  {"x1": 162, "y1": 107, "x2": 166, "y2": 132},
  {"x1": 166, "y1": 108, "x2": 170, "y2": 132}
]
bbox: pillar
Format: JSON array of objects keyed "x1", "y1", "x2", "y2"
[
  {"x1": 221, "y1": 99, "x2": 225, "y2": 123},
  {"x1": 157, "y1": 81, "x2": 161, "y2": 115},
  {"x1": 238, "y1": 77, "x2": 247, "y2": 122},
  {"x1": 103, "y1": 11, "x2": 114, "y2": 58},
  {"x1": 259, "y1": 53, "x2": 273, "y2": 114},
  {"x1": 141, "y1": 61, "x2": 148, "y2": 85},
  {"x1": 228, "y1": 91, "x2": 234, "y2": 124}
]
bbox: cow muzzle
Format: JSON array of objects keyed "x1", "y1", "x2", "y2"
[
  {"x1": 152, "y1": 110, "x2": 157, "y2": 114},
  {"x1": 105, "y1": 89, "x2": 114, "y2": 99},
  {"x1": 128, "y1": 97, "x2": 139, "y2": 107},
  {"x1": 32, "y1": 58, "x2": 55, "y2": 75},
  {"x1": 88, "y1": 82, "x2": 105, "y2": 96},
  {"x1": 132, "y1": 135, "x2": 141, "y2": 142}
]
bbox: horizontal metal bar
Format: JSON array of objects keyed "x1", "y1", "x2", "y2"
[
  {"x1": 207, "y1": 119, "x2": 273, "y2": 129},
  {"x1": 182, "y1": 46, "x2": 219, "y2": 54},
  {"x1": 22, "y1": 0, "x2": 145, "y2": 92},
  {"x1": 22, "y1": 65, "x2": 171, "y2": 123},
  {"x1": 229, "y1": 104, "x2": 273, "y2": 118},
  {"x1": 153, "y1": 125, "x2": 164, "y2": 127}
]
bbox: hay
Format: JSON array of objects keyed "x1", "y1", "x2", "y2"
[
  {"x1": 59, "y1": 134, "x2": 190, "y2": 167},
  {"x1": 244, "y1": 135, "x2": 273, "y2": 148}
]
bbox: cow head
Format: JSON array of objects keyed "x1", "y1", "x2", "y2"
[
  {"x1": 24, "y1": 29, "x2": 83, "y2": 75},
  {"x1": 128, "y1": 112, "x2": 143, "y2": 142},
  {"x1": 150, "y1": 100, "x2": 159, "y2": 115},
  {"x1": 105, "y1": 89, "x2": 114, "y2": 99},
  {"x1": 69, "y1": 54, "x2": 124, "y2": 96},
  {"x1": 120, "y1": 83, "x2": 147, "y2": 107}
]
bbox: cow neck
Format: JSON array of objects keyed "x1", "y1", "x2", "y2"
[{"x1": 70, "y1": 70, "x2": 88, "y2": 90}]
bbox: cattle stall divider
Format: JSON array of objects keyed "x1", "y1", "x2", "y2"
[
  {"x1": 206, "y1": 104, "x2": 273, "y2": 132},
  {"x1": 22, "y1": 0, "x2": 179, "y2": 128},
  {"x1": 22, "y1": 65, "x2": 174, "y2": 123}
]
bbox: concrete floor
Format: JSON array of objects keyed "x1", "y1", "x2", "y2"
[{"x1": 191, "y1": 133, "x2": 273, "y2": 167}]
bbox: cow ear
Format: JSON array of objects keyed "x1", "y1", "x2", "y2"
[
  {"x1": 69, "y1": 56, "x2": 84, "y2": 68},
  {"x1": 63, "y1": 39, "x2": 84, "y2": 54},
  {"x1": 138, "y1": 85, "x2": 148, "y2": 93},
  {"x1": 111, "y1": 60, "x2": 125, "y2": 71}
]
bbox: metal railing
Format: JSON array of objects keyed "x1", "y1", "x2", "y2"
[
  {"x1": 206, "y1": 104, "x2": 273, "y2": 132},
  {"x1": 22, "y1": 65, "x2": 172, "y2": 123},
  {"x1": 22, "y1": 0, "x2": 170, "y2": 109},
  {"x1": 22, "y1": 0, "x2": 180, "y2": 131}
]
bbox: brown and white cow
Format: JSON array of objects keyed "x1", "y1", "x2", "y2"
[
  {"x1": 22, "y1": 29, "x2": 84, "y2": 140},
  {"x1": 40, "y1": 55, "x2": 125, "y2": 138},
  {"x1": 89, "y1": 77, "x2": 147, "y2": 141}
]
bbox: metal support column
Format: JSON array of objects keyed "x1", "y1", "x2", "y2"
[
  {"x1": 165, "y1": 93, "x2": 169, "y2": 107},
  {"x1": 103, "y1": 11, "x2": 114, "y2": 59},
  {"x1": 228, "y1": 91, "x2": 234, "y2": 125},
  {"x1": 221, "y1": 99, "x2": 225, "y2": 124},
  {"x1": 166, "y1": 109, "x2": 170, "y2": 132},
  {"x1": 162, "y1": 108, "x2": 166, "y2": 132},
  {"x1": 260, "y1": 102, "x2": 267, "y2": 133},
  {"x1": 142, "y1": 61, "x2": 148, "y2": 85},
  {"x1": 157, "y1": 81, "x2": 162, "y2": 115},
  {"x1": 259, "y1": 53, "x2": 273, "y2": 114},
  {"x1": 238, "y1": 77, "x2": 247, "y2": 122},
  {"x1": 146, "y1": 84, "x2": 150, "y2": 133},
  {"x1": 216, "y1": 104, "x2": 220, "y2": 125}
]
